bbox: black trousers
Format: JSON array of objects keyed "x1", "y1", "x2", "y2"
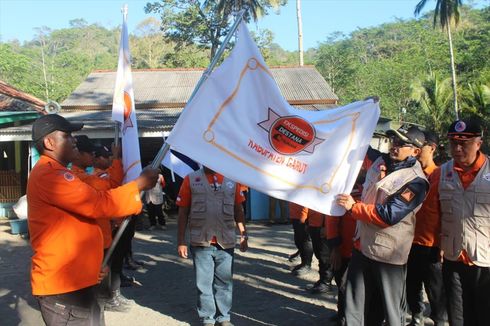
[
  {"x1": 333, "y1": 258, "x2": 350, "y2": 321},
  {"x1": 406, "y1": 244, "x2": 446, "y2": 323},
  {"x1": 307, "y1": 225, "x2": 331, "y2": 282},
  {"x1": 291, "y1": 219, "x2": 313, "y2": 267},
  {"x1": 345, "y1": 249, "x2": 407, "y2": 326},
  {"x1": 147, "y1": 203, "x2": 165, "y2": 226},
  {"x1": 37, "y1": 286, "x2": 102, "y2": 326},
  {"x1": 111, "y1": 217, "x2": 136, "y2": 291},
  {"x1": 442, "y1": 259, "x2": 490, "y2": 326}
]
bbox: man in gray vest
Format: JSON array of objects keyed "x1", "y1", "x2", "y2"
[
  {"x1": 176, "y1": 166, "x2": 248, "y2": 326},
  {"x1": 424, "y1": 118, "x2": 489, "y2": 326},
  {"x1": 337, "y1": 126, "x2": 429, "y2": 326}
]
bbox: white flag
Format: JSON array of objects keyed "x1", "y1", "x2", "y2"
[
  {"x1": 112, "y1": 5, "x2": 142, "y2": 183},
  {"x1": 166, "y1": 23, "x2": 380, "y2": 216},
  {"x1": 162, "y1": 149, "x2": 199, "y2": 179}
]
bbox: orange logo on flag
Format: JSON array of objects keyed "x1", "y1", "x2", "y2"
[
  {"x1": 259, "y1": 108, "x2": 324, "y2": 155},
  {"x1": 122, "y1": 91, "x2": 133, "y2": 134}
]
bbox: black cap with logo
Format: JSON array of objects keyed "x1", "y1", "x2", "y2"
[
  {"x1": 75, "y1": 135, "x2": 95, "y2": 153},
  {"x1": 447, "y1": 119, "x2": 483, "y2": 139},
  {"x1": 94, "y1": 144, "x2": 112, "y2": 158},
  {"x1": 386, "y1": 126, "x2": 425, "y2": 148},
  {"x1": 423, "y1": 131, "x2": 439, "y2": 145},
  {"x1": 32, "y1": 114, "x2": 83, "y2": 142}
]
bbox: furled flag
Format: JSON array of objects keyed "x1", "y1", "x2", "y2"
[
  {"x1": 161, "y1": 148, "x2": 200, "y2": 179},
  {"x1": 166, "y1": 22, "x2": 380, "y2": 216},
  {"x1": 112, "y1": 5, "x2": 142, "y2": 183}
]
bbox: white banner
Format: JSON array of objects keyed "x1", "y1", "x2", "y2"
[
  {"x1": 167, "y1": 23, "x2": 380, "y2": 216},
  {"x1": 111, "y1": 5, "x2": 142, "y2": 183},
  {"x1": 161, "y1": 148, "x2": 199, "y2": 179}
]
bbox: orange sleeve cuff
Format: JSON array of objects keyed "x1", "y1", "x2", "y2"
[{"x1": 351, "y1": 202, "x2": 389, "y2": 228}]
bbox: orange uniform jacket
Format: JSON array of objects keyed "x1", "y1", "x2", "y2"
[
  {"x1": 289, "y1": 203, "x2": 308, "y2": 223},
  {"x1": 307, "y1": 209, "x2": 326, "y2": 228},
  {"x1": 412, "y1": 162, "x2": 439, "y2": 247},
  {"x1": 72, "y1": 160, "x2": 124, "y2": 249},
  {"x1": 27, "y1": 155, "x2": 143, "y2": 295},
  {"x1": 423, "y1": 152, "x2": 487, "y2": 265}
]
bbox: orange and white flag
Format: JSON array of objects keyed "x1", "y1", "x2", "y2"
[
  {"x1": 167, "y1": 23, "x2": 380, "y2": 216},
  {"x1": 112, "y1": 5, "x2": 142, "y2": 183}
]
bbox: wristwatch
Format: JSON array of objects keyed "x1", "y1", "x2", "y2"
[{"x1": 241, "y1": 234, "x2": 249, "y2": 241}]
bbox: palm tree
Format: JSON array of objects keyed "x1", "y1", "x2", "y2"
[
  {"x1": 216, "y1": 0, "x2": 284, "y2": 22},
  {"x1": 296, "y1": 0, "x2": 304, "y2": 66},
  {"x1": 462, "y1": 83, "x2": 490, "y2": 133},
  {"x1": 410, "y1": 73, "x2": 453, "y2": 135},
  {"x1": 414, "y1": 0, "x2": 463, "y2": 120}
]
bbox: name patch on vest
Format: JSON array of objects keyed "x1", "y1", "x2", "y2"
[{"x1": 400, "y1": 188, "x2": 415, "y2": 203}]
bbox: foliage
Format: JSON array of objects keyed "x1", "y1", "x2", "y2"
[
  {"x1": 410, "y1": 73, "x2": 453, "y2": 135},
  {"x1": 313, "y1": 5, "x2": 489, "y2": 129},
  {"x1": 144, "y1": 0, "x2": 286, "y2": 59}
]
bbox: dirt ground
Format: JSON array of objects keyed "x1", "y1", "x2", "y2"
[{"x1": 0, "y1": 215, "x2": 339, "y2": 326}]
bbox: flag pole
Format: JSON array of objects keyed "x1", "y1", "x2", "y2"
[{"x1": 149, "y1": 8, "x2": 247, "y2": 171}]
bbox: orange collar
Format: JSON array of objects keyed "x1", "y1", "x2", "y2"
[
  {"x1": 423, "y1": 161, "x2": 438, "y2": 176},
  {"x1": 39, "y1": 155, "x2": 65, "y2": 169},
  {"x1": 454, "y1": 151, "x2": 486, "y2": 173}
]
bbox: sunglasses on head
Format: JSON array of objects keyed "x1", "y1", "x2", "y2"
[{"x1": 391, "y1": 138, "x2": 414, "y2": 148}]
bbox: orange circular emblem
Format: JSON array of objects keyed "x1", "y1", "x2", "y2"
[
  {"x1": 269, "y1": 116, "x2": 315, "y2": 155},
  {"x1": 123, "y1": 92, "x2": 132, "y2": 121}
]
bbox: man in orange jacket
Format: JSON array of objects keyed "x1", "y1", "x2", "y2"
[
  {"x1": 406, "y1": 131, "x2": 446, "y2": 326},
  {"x1": 71, "y1": 136, "x2": 133, "y2": 313},
  {"x1": 27, "y1": 114, "x2": 158, "y2": 326}
]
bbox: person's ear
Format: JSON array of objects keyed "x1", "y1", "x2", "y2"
[
  {"x1": 43, "y1": 135, "x2": 56, "y2": 151},
  {"x1": 413, "y1": 147, "x2": 422, "y2": 157}
]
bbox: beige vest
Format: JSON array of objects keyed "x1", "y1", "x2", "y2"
[
  {"x1": 439, "y1": 157, "x2": 490, "y2": 266},
  {"x1": 359, "y1": 157, "x2": 427, "y2": 265},
  {"x1": 188, "y1": 169, "x2": 237, "y2": 249}
]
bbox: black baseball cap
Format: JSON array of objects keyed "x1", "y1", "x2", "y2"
[
  {"x1": 32, "y1": 114, "x2": 83, "y2": 142},
  {"x1": 386, "y1": 126, "x2": 425, "y2": 148},
  {"x1": 75, "y1": 135, "x2": 95, "y2": 153},
  {"x1": 423, "y1": 131, "x2": 439, "y2": 145},
  {"x1": 94, "y1": 144, "x2": 112, "y2": 158},
  {"x1": 447, "y1": 119, "x2": 483, "y2": 139}
]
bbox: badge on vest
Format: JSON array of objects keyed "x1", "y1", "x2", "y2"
[
  {"x1": 400, "y1": 188, "x2": 415, "y2": 203},
  {"x1": 483, "y1": 173, "x2": 490, "y2": 182},
  {"x1": 63, "y1": 172, "x2": 75, "y2": 182}
]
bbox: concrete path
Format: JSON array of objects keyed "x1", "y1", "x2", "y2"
[{"x1": 0, "y1": 216, "x2": 337, "y2": 326}]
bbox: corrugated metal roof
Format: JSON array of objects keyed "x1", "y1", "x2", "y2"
[
  {"x1": 0, "y1": 80, "x2": 46, "y2": 112},
  {"x1": 61, "y1": 66, "x2": 338, "y2": 109},
  {"x1": 0, "y1": 102, "x2": 338, "y2": 141}
]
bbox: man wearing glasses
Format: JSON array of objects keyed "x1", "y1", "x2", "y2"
[
  {"x1": 423, "y1": 118, "x2": 490, "y2": 326},
  {"x1": 336, "y1": 126, "x2": 429, "y2": 326}
]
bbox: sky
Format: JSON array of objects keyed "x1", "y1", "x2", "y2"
[{"x1": 0, "y1": 0, "x2": 488, "y2": 51}]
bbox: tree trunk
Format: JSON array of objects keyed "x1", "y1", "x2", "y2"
[
  {"x1": 296, "y1": 0, "x2": 304, "y2": 66},
  {"x1": 446, "y1": 20, "x2": 459, "y2": 120},
  {"x1": 40, "y1": 38, "x2": 49, "y2": 102}
]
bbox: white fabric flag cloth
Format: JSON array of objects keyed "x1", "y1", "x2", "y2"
[
  {"x1": 111, "y1": 6, "x2": 142, "y2": 183},
  {"x1": 167, "y1": 22, "x2": 380, "y2": 216},
  {"x1": 162, "y1": 149, "x2": 199, "y2": 179}
]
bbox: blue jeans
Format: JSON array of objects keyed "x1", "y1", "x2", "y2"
[{"x1": 191, "y1": 245, "x2": 234, "y2": 324}]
